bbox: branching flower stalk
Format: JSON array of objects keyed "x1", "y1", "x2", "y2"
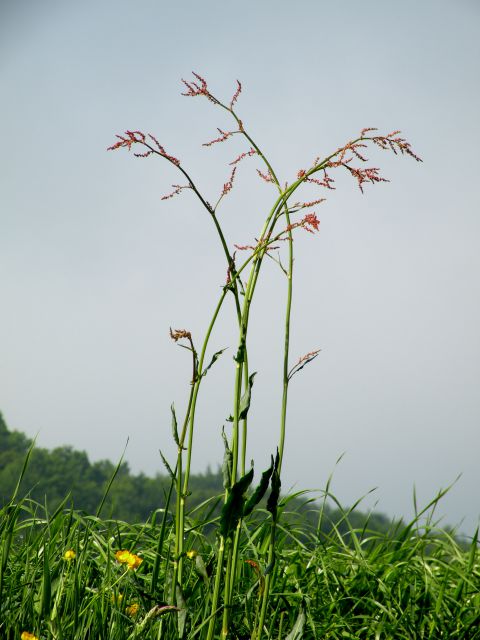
[{"x1": 108, "y1": 73, "x2": 421, "y2": 639}]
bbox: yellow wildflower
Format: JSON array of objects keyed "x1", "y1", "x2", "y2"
[
  {"x1": 126, "y1": 602, "x2": 140, "y2": 616},
  {"x1": 115, "y1": 549, "x2": 143, "y2": 570},
  {"x1": 186, "y1": 550, "x2": 198, "y2": 559},
  {"x1": 63, "y1": 549, "x2": 76, "y2": 561},
  {"x1": 21, "y1": 633, "x2": 39, "y2": 640}
]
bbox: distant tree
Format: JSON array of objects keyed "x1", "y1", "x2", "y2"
[{"x1": 0, "y1": 411, "x2": 397, "y2": 537}]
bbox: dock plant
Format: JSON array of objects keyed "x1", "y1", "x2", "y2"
[{"x1": 2, "y1": 74, "x2": 477, "y2": 640}]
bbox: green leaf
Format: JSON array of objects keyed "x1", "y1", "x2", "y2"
[
  {"x1": 239, "y1": 372, "x2": 257, "y2": 420},
  {"x1": 234, "y1": 337, "x2": 246, "y2": 364},
  {"x1": 243, "y1": 456, "x2": 274, "y2": 517},
  {"x1": 194, "y1": 554, "x2": 209, "y2": 585},
  {"x1": 285, "y1": 604, "x2": 306, "y2": 640},
  {"x1": 266, "y1": 449, "x2": 281, "y2": 520},
  {"x1": 201, "y1": 348, "x2": 227, "y2": 377},
  {"x1": 221, "y1": 428, "x2": 232, "y2": 489},
  {"x1": 171, "y1": 404, "x2": 180, "y2": 447},
  {"x1": 220, "y1": 467, "x2": 254, "y2": 538},
  {"x1": 176, "y1": 583, "x2": 187, "y2": 638},
  {"x1": 41, "y1": 547, "x2": 52, "y2": 617},
  {"x1": 160, "y1": 450, "x2": 175, "y2": 481}
]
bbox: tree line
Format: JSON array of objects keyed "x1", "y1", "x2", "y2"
[{"x1": 0, "y1": 411, "x2": 394, "y2": 536}]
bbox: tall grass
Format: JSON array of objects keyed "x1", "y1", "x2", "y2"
[
  {"x1": 3, "y1": 74, "x2": 477, "y2": 639},
  {"x1": 1, "y1": 489, "x2": 479, "y2": 638}
]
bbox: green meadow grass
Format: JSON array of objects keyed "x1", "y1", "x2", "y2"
[{"x1": 1, "y1": 487, "x2": 479, "y2": 639}]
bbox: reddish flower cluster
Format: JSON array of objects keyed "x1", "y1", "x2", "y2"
[
  {"x1": 230, "y1": 80, "x2": 242, "y2": 109},
  {"x1": 203, "y1": 128, "x2": 236, "y2": 147},
  {"x1": 301, "y1": 198, "x2": 326, "y2": 208},
  {"x1": 222, "y1": 167, "x2": 237, "y2": 196},
  {"x1": 161, "y1": 184, "x2": 192, "y2": 200},
  {"x1": 306, "y1": 170, "x2": 336, "y2": 190},
  {"x1": 286, "y1": 212, "x2": 321, "y2": 235},
  {"x1": 230, "y1": 147, "x2": 257, "y2": 166},
  {"x1": 371, "y1": 130, "x2": 422, "y2": 162},
  {"x1": 346, "y1": 166, "x2": 388, "y2": 193},
  {"x1": 107, "y1": 130, "x2": 146, "y2": 152},
  {"x1": 257, "y1": 168, "x2": 275, "y2": 183},
  {"x1": 181, "y1": 72, "x2": 217, "y2": 104},
  {"x1": 107, "y1": 131, "x2": 180, "y2": 166}
]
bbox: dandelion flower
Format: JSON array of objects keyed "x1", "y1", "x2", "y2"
[
  {"x1": 63, "y1": 549, "x2": 76, "y2": 561},
  {"x1": 21, "y1": 633, "x2": 39, "y2": 640}
]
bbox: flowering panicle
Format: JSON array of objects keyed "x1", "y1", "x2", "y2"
[
  {"x1": 161, "y1": 184, "x2": 192, "y2": 200},
  {"x1": 203, "y1": 128, "x2": 236, "y2": 147},
  {"x1": 230, "y1": 80, "x2": 242, "y2": 109},
  {"x1": 234, "y1": 238, "x2": 281, "y2": 252},
  {"x1": 107, "y1": 131, "x2": 180, "y2": 166},
  {"x1": 288, "y1": 349, "x2": 321, "y2": 379},
  {"x1": 286, "y1": 212, "x2": 321, "y2": 235},
  {"x1": 256, "y1": 168, "x2": 275, "y2": 183},
  {"x1": 222, "y1": 167, "x2": 237, "y2": 196},
  {"x1": 230, "y1": 147, "x2": 257, "y2": 166},
  {"x1": 346, "y1": 166, "x2": 388, "y2": 193},
  {"x1": 181, "y1": 71, "x2": 217, "y2": 104},
  {"x1": 146, "y1": 133, "x2": 180, "y2": 165},
  {"x1": 306, "y1": 170, "x2": 336, "y2": 190},
  {"x1": 170, "y1": 328, "x2": 192, "y2": 342},
  {"x1": 371, "y1": 131, "x2": 422, "y2": 162},
  {"x1": 360, "y1": 127, "x2": 378, "y2": 137},
  {"x1": 107, "y1": 130, "x2": 146, "y2": 152},
  {"x1": 300, "y1": 198, "x2": 326, "y2": 208}
]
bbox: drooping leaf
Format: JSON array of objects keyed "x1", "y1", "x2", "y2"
[
  {"x1": 243, "y1": 456, "x2": 274, "y2": 517},
  {"x1": 239, "y1": 372, "x2": 257, "y2": 420},
  {"x1": 201, "y1": 348, "x2": 227, "y2": 377},
  {"x1": 220, "y1": 467, "x2": 254, "y2": 538}
]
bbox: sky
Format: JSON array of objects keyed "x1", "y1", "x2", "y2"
[{"x1": 1, "y1": 0, "x2": 479, "y2": 535}]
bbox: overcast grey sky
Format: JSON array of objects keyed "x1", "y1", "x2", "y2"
[{"x1": 1, "y1": 0, "x2": 479, "y2": 533}]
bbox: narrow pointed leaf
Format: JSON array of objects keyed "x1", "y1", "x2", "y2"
[
  {"x1": 160, "y1": 450, "x2": 175, "y2": 481},
  {"x1": 234, "y1": 337, "x2": 246, "y2": 364},
  {"x1": 239, "y1": 372, "x2": 257, "y2": 420},
  {"x1": 176, "y1": 583, "x2": 187, "y2": 638},
  {"x1": 285, "y1": 605, "x2": 306, "y2": 640},
  {"x1": 243, "y1": 456, "x2": 274, "y2": 517},
  {"x1": 171, "y1": 404, "x2": 180, "y2": 447},
  {"x1": 220, "y1": 467, "x2": 254, "y2": 538},
  {"x1": 221, "y1": 428, "x2": 232, "y2": 489},
  {"x1": 201, "y1": 348, "x2": 227, "y2": 377},
  {"x1": 267, "y1": 449, "x2": 281, "y2": 519}
]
